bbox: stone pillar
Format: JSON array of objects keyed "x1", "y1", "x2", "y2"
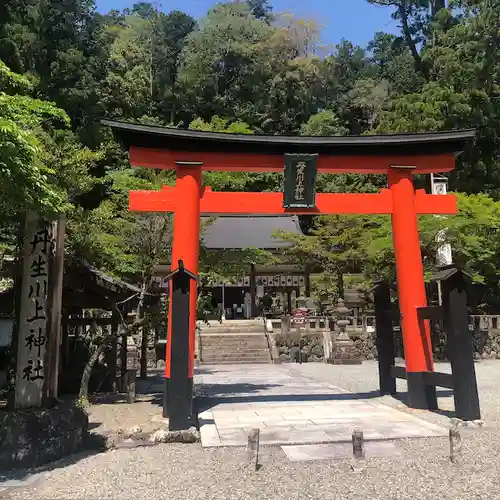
[{"x1": 14, "y1": 212, "x2": 55, "y2": 409}]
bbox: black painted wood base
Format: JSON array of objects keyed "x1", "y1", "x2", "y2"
[
  {"x1": 163, "y1": 377, "x2": 169, "y2": 418},
  {"x1": 407, "y1": 371, "x2": 438, "y2": 410},
  {"x1": 164, "y1": 262, "x2": 198, "y2": 430},
  {"x1": 373, "y1": 281, "x2": 397, "y2": 396},
  {"x1": 164, "y1": 377, "x2": 194, "y2": 429}
]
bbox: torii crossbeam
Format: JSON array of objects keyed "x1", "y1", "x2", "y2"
[{"x1": 104, "y1": 119, "x2": 475, "y2": 425}]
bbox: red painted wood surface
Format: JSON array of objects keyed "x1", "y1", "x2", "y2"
[
  {"x1": 129, "y1": 146, "x2": 455, "y2": 174},
  {"x1": 129, "y1": 187, "x2": 457, "y2": 215},
  {"x1": 389, "y1": 170, "x2": 434, "y2": 373},
  {"x1": 165, "y1": 166, "x2": 201, "y2": 380}
]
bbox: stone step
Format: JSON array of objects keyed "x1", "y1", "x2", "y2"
[
  {"x1": 199, "y1": 336, "x2": 268, "y2": 341},
  {"x1": 200, "y1": 350, "x2": 269, "y2": 359},
  {"x1": 200, "y1": 343, "x2": 268, "y2": 352},
  {"x1": 202, "y1": 320, "x2": 264, "y2": 326},
  {"x1": 202, "y1": 359, "x2": 269, "y2": 365},
  {"x1": 201, "y1": 357, "x2": 269, "y2": 365},
  {"x1": 199, "y1": 332, "x2": 271, "y2": 365},
  {"x1": 202, "y1": 352, "x2": 269, "y2": 359},
  {"x1": 200, "y1": 344, "x2": 268, "y2": 349},
  {"x1": 201, "y1": 352, "x2": 270, "y2": 359},
  {"x1": 199, "y1": 329, "x2": 264, "y2": 332},
  {"x1": 200, "y1": 343, "x2": 268, "y2": 349}
]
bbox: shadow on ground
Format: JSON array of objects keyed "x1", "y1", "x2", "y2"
[
  {"x1": 391, "y1": 389, "x2": 456, "y2": 418},
  {"x1": 0, "y1": 433, "x2": 109, "y2": 485}
]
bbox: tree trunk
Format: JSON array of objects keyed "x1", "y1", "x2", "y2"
[
  {"x1": 399, "y1": 4, "x2": 429, "y2": 81},
  {"x1": 137, "y1": 279, "x2": 149, "y2": 380},
  {"x1": 337, "y1": 272, "x2": 345, "y2": 300},
  {"x1": 431, "y1": 0, "x2": 446, "y2": 16},
  {"x1": 140, "y1": 326, "x2": 149, "y2": 379},
  {"x1": 78, "y1": 297, "x2": 150, "y2": 399},
  {"x1": 79, "y1": 334, "x2": 115, "y2": 399}
]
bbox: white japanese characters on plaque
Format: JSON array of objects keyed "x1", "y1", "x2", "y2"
[
  {"x1": 15, "y1": 213, "x2": 55, "y2": 409},
  {"x1": 294, "y1": 161, "x2": 306, "y2": 201}
]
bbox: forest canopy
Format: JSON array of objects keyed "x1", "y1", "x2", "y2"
[{"x1": 1, "y1": 0, "x2": 500, "y2": 309}]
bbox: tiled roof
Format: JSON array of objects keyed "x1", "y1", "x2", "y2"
[{"x1": 201, "y1": 216, "x2": 303, "y2": 250}]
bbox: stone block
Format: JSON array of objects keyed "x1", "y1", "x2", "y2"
[{"x1": 0, "y1": 403, "x2": 88, "y2": 470}]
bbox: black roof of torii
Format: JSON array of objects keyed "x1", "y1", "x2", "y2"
[{"x1": 102, "y1": 120, "x2": 476, "y2": 157}]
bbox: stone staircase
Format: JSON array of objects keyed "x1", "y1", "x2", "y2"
[{"x1": 198, "y1": 320, "x2": 271, "y2": 365}]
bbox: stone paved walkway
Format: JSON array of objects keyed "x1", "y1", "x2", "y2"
[{"x1": 196, "y1": 364, "x2": 448, "y2": 447}]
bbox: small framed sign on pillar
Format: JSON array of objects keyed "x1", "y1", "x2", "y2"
[
  {"x1": 283, "y1": 154, "x2": 318, "y2": 209},
  {"x1": 164, "y1": 259, "x2": 197, "y2": 431}
]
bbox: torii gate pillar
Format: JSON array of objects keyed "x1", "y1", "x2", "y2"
[
  {"x1": 164, "y1": 165, "x2": 201, "y2": 416},
  {"x1": 390, "y1": 169, "x2": 437, "y2": 409}
]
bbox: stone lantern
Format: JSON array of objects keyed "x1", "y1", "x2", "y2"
[{"x1": 328, "y1": 298, "x2": 362, "y2": 365}]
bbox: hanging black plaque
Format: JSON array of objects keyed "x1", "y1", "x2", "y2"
[{"x1": 283, "y1": 154, "x2": 318, "y2": 209}]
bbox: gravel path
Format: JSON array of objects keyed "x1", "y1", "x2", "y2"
[{"x1": 3, "y1": 361, "x2": 500, "y2": 500}]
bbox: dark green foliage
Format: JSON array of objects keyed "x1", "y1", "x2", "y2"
[{"x1": 1, "y1": 0, "x2": 500, "y2": 308}]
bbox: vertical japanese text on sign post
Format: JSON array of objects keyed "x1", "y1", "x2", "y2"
[{"x1": 22, "y1": 227, "x2": 51, "y2": 382}]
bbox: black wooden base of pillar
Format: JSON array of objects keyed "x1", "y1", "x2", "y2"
[
  {"x1": 380, "y1": 371, "x2": 397, "y2": 396},
  {"x1": 164, "y1": 262, "x2": 197, "y2": 431},
  {"x1": 452, "y1": 357, "x2": 481, "y2": 421},
  {"x1": 373, "y1": 281, "x2": 397, "y2": 397},
  {"x1": 407, "y1": 372, "x2": 438, "y2": 410},
  {"x1": 163, "y1": 377, "x2": 169, "y2": 418},
  {"x1": 167, "y1": 377, "x2": 194, "y2": 431}
]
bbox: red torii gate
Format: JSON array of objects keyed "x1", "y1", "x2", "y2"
[{"x1": 105, "y1": 120, "x2": 474, "y2": 419}]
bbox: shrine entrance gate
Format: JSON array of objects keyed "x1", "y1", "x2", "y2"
[{"x1": 105, "y1": 120, "x2": 475, "y2": 426}]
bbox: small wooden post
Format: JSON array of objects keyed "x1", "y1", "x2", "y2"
[
  {"x1": 126, "y1": 370, "x2": 136, "y2": 404},
  {"x1": 247, "y1": 428, "x2": 260, "y2": 470},
  {"x1": 125, "y1": 337, "x2": 138, "y2": 403},
  {"x1": 449, "y1": 425, "x2": 462, "y2": 463},
  {"x1": 120, "y1": 333, "x2": 127, "y2": 392},
  {"x1": 109, "y1": 311, "x2": 119, "y2": 393},
  {"x1": 352, "y1": 429, "x2": 365, "y2": 460}
]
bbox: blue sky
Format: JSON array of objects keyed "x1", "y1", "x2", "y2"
[{"x1": 95, "y1": 0, "x2": 399, "y2": 48}]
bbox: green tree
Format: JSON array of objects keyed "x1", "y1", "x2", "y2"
[
  {"x1": 152, "y1": 10, "x2": 196, "y2": 123},
  {"x1": 300, "y1": 110, "x2": 348, "y2": 136},
  {"x1": 246, "y1": 0, "x2": 273, "y2": 21},
  {"x1": 368, "y1": 32, "x2": 423, "y2": 94},
  {"x1": 179, "y1": 4, "x2": 325, "y2": 134},
  {"x1": 178, "y1": 3, "x2": 273, "y2": 125},
  {"x1": 0, "y1": 61, "x2": 68, "y2": 216},
  {"x1": 318, "y1": 40, "x2": 372, "y2": 113},
  {"x1": 100, "y1": 9, "x2": 162, "y2": 120},
  {"x1": 375, "y1": 1, "x2": 500, "y2": 196},
  {"x1": 0, "y1": 0, "x2": 109, "y2": 142}
]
